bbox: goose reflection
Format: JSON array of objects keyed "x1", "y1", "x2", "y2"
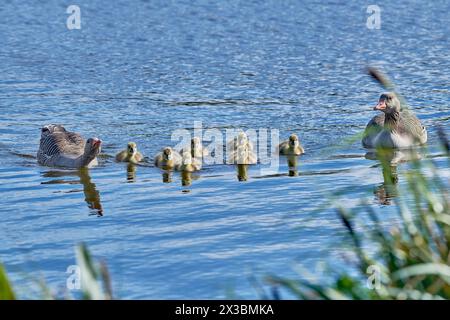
[
  {"x1": 41, "y1": 167, "x2": 103, "y2": 216},
  {"x1": 365, "y1": 148, "x2": 421, "y2": 205}
]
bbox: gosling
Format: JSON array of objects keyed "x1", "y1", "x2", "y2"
[
  {"x1": 228, "y1": 131, "x2": 254, "y2": 152},
  {"x1": 278, "y1": 134, "x2": 304, "y2": 156},
  {"x1": 181, "y1": 137, "x2": 209, "y2": 158},
  {"x1": 229, "y1": 144, "x2": 257, "y2": 165},
  {"x1": 179, "y1": 151, "x2": 196, "y2": 172},
  {"x1": 180, "y1": 137, "x2": 205, "y2": 170},
  {"x1": 115, "y1": 142, "x2": 144, "y2": 164},
  {"x1": 154, "y1": 147, "x2": 182, "y2": 170}
]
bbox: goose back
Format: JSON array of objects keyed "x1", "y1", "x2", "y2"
[{"x1": 38, "y1": 125, "x2": 86, "y2": 166}]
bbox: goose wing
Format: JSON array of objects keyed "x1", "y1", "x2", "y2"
[
  {"x1": 362, "y1": 114, "x2": 384, "y2": 148},
  {"x1": 398, "y1": 110, "x2": 427, "y2": 143},
  {"x1": 39, "y1": 130, "x2": 85, "y2": 158}
]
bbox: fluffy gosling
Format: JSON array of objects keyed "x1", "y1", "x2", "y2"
[
  {"x1": 115, "y1": 142, "x2": 144, "y2": 164},
  {"x1": 278, "y1": 134, "x2": 304, "y2": 156}
]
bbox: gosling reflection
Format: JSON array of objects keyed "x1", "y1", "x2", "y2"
[
  {"x1": 236, "y1": 164, "x2": 249, "y2": 181},
  {"x1": 286, "y1": 155, "x2": 299, "y2": 177},
  {"x1": 181, "y1": 171, "x2": 193, "y2": 187},
  {"x1": 126, "y1": 163, "x2": 137, "y2": 182},
  {"x1": 161, "y1": 171, "x2": 172, "y2": 183},
  {"x1": 229, "y1": 142, "x2": 256, "y2": 182},
  {"x1": 41, "y1": 168, "x2": 103, "y2": 216},
  {"x1": 366, "y1": 148, "x2": 421, "y2": 205}
]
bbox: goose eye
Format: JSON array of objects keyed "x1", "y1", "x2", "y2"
[{"x1": 42, "y1": 128, "x2": 49, "y2": 133}]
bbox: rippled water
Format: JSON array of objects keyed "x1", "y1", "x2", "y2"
[{"x1": 0, "y1": 0, "x2": 449, "y2": 299}]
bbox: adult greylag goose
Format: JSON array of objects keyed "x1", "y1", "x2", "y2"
[
  {"x1": 362, "y1": 93, "x2": 427, "y2": 149},
  {"x1": 115, "y1": 142, "x2": 144, "y2": 164},
  {"x1": 37, "y1": 124, "x2": 102, "y2": 168},
  {"x1": 154, "y1": 147, "x2": 182, "y2": 170},
  {"x1": 278, "y1": 134, "x2": 305, "y2": 156}
]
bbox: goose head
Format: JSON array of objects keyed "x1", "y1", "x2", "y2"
[
  {"x1": 162, "y1": 147, "x2": 173, "y2": 161},
  {"x1": 85, "y1": 137, "x2": 102, "y2": 157},
  {"x1": 127, "y1": 142, "x2": 138, "y2": 157},
  {"x1": 374, "y1": 93, "x2": 400, "y2": 114}
]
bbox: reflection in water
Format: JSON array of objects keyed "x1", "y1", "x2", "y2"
[
  {"x1": 180, "y1": 171, "x2": 201, "y2": 188},
  {"x1": 236, "y1": 164, "x2": 249, "y2": 181},
  {"x1": 181, "y1": 171, "x2": 192, "y2": 187},
  {"x1": 41, "y1": 168, "x2": 103, "y2": 216},
  {"x1": 366, "y1": 149, "x2": 421, "y2": 205},
  {"x1": 162, "y1": 171, "x2": 172, "y2": 183},
  {"x1": 127, "y1": 163, "x2": 137, "y2": 182},
  {"x1": 375, "y1": 165, "x2": 399, "y2": 205},
  {"x1": 286, "y1": 155, "x2": 299, "y2": 177}
]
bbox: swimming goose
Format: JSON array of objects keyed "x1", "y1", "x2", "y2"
[
  {"x1": 278, "y1": 134, "x2": 305, "y2": 156},
  {"x1": 37, "y1": 124, "x2": 101, "y2": 168},
  {"x1": 115, "y1": 142, "x2": 144, "y2": 164},
  {"x1": 362, "y1": 93, "x2": 427, "y2": 149},
  {"x1": 154, "y1": 147, "x2": 182, "y2": 170}
]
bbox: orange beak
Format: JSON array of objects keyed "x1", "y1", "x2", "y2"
[
  {"x1": 92, "y1": 138, "x2": 102, "y2": 148},
  {"x1": 374, "y1": 100, "x2": 386, "y2": 111}
]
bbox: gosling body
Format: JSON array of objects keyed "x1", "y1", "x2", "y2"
[{"x1": 154, "y1": 147, "x2": 182, "y2": 170}]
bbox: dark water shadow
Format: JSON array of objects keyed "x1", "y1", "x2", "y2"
[{"x1": 41, "y1": 167, "x2": 103, "y2": 216}]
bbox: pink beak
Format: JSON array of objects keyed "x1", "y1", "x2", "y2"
[{"x1": 374, "y1": 100, "x2": 386, "y2": 111}]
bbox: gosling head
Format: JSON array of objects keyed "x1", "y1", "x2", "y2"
[
  {"x1": 127, "y1": 142, "x2": 138, "y2": 157},
  {"x1": 84, "y1": 137, "x2": 102, "y2": 158},
  {"x1": 374, "y1": 92, "x2": 401, "y2": 114},
  {"x1": 236, "y1": 132, "x2": 248, "y2": 146},
  {"x1": 288, "y1": 134, "x2": 300, "y2": 148},
  {"x1": 163, "y1": 147, "x2": 173, "y2": 161}
]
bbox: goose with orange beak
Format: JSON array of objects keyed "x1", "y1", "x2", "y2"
[{"x1": 362, "y1": 93, "x2": 427, "y2": 149}]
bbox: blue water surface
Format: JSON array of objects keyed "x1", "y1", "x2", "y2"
[{"x1": 0, "y1": 0, "x2": 449, "y2": 299}]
